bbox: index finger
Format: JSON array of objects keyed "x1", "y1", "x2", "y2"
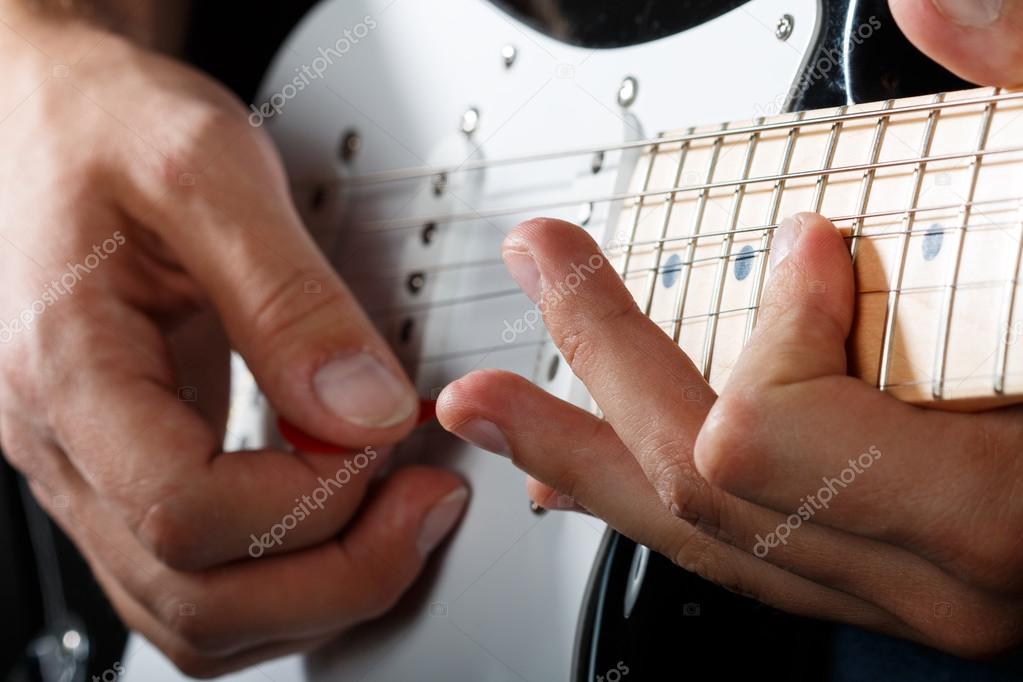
[{"x1": 503, "y1": 218, "x2": 715, "y2": 510}]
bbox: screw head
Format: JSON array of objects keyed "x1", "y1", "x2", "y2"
[
  {"x1": 775, "y1": 14, "x2": 795, "y2": 41},
  {"x1": 399, "y1": 318, "x2": 415, "y2": 344},
  {"x1": 617, "y1": 76, "x2": 638, "y2": 108},
  {"x1": 60, "y1": 630, "x2": 82, "y2": 651},
  {"x1": 432, "y1": 172, "x2": 448, "y2": 196},
  {"x1": 546, "y1": 355, "x2": 560, "y2": 382},
  {"x1": 461, "y1": 107, "x2": 480, "y2": 136},
  {"x1": 406, "y1": 271, "x2": 426, "y2": 295},
  {"x1": 421, "y1": 222, "x2": 438, "y2": 245},
  {"x1": 340, "y1": 130, "x2": 361, "y2": 163},
  {"x1": 501, "y1": 44, "x2": 517, "y2": 68},
  {"x1": 578, "y1": 202, "x2": 594, "y2": 226}
]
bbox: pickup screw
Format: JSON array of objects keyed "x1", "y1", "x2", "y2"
[
  {"x1": 407, "y1": 271, "x2": 426, "y2": 294},
  {"x1": 501, "y1": 44, "x2": 517, "y2": 68},
  {"x1": 776, "y1": 14, "x2": 794, "y2": 41},
  {"x1": 432, "y1": 172, "x2": 448, "y2": 196},
  {"x1": 461, "y1": 107, "x2": 480, "y2": 136},
  {"x1": 340, "y1": 130, "x2": 361, "y2": 163},
  {"x1": 617, "y1": 76, "x2": 638, "y2": 108}
]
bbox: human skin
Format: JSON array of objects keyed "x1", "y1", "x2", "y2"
[
  {"x1": 439, "y1": 0, "x2": 1023, "y2": 658},
  {"x1": 0, "y1": 0, "x2": 467, "y2": 676}
]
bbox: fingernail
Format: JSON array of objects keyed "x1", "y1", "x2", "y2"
[
  {"x1": 503, "y1": 250, "x2": 542, "y2": 303},
  {"x1": 418, "y1": 487, "x2": 469, "y2": 557},
  {"x1": 932, "y1": 0, "x2": 1001, "y2": 26},
  {"x1": 769, "y1": 216, "x2": 805, "y2": 271},
  {"x1": 313, "y1": 352, "x2": 417, "y2": 428},
  {"x1": 450, "y1": 418, "x2": 511, "y2": 457}
]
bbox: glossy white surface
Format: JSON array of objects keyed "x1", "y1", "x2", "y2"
[{"x1": 124, "y1": 0, "x2": 817, "y2": 679}]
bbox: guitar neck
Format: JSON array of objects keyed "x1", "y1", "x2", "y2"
[{"x1": 610, "y1": 87, "x2": 1023, "y2": 408}]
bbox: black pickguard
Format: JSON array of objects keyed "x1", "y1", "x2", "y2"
[{"x1": 492, "y1": 0, "x2": 750, "y2": 48}]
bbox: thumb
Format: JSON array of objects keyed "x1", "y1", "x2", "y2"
[
  {"x1": 732, "y1": 212, "x2": 855, "y2": 387},
  {"x1": 136, "y1": 137, "x2": 418, "y2": 446},
  {"x1": 890, "y1": 0, "x2": 1023, "y2": 87}
]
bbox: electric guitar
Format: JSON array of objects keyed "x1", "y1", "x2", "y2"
[{"x1": 127, "y1": 0, "x2": 1023, "y2": 679}]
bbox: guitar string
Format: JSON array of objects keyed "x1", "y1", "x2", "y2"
[
  {"x1": 410, "y1": 282, "x2": 1023, "y2": 395},
  {"x1": 352, "y1": 144, "x2": 1023, "y2": 232},
  {"x1": 335, "y1": 91, "x2": 1023, "y2": 395},
  {"x1": 363, "y1": 213, "x2": 1023, "y2": 319},
  {"x1": 344, "y1": 196, "x2": 1023, "y2": 283},
  {"x1": 395, "y1": 272, "x2": 1022, "y2": 363},
  {"x1": 328, "y1": 89, "x2": 1019, "y2": 188}
]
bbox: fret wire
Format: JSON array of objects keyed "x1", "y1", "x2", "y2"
[
  {"x1": 701, "y1": 126, "x2": 761, "y2": 379},
  {"x1": 811, "y1": 106, "x2": 848, "y2": 213},
  {"x1": 364, "y1": 144, "x2": 1023, "y2": 232},
  {"x1": 933, "y1": 93, "x2": 998, "y2": 398},
  {"x1": 345, "y1": 90, "x2": 1023, "y2": 188},
  {"x1": 878, "y1": 93, "x2": 945, "y2": 391},
  {"x1": 671, "y1": 125, "x2": 727, "y2": 343},
  {"x1": 994, "y1": 201, "x2": 1023, "y2": 394},
  {"x1": 744, "y1": 113, "x2": 804, "y2": 344},
  {"x1": 850, "y1": 100, "x2": 894, "y2": 262},
  {"x1": 642, "y1": 131, "x2": 693, "y2": 316},
  {"x1": 619, "y1": 138, "x2": 662, "y2": 279}
]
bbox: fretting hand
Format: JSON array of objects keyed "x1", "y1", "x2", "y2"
[{"x1": 438, "y1": 0, "x2": 1023, "y2": 656}]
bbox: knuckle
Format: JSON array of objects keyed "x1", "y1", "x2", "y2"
[
  {"x1": 249, "y1": 270, "x2": 350, "y2": 350},
  {"x1": 355, "y1": 568, "x2": 404, "y2": 620},
  {"x1": 333, "y1": 544, "x2": 407, "y2": 620},
  {"x1": 152, "y1": 101, "x2": 280, "y2": 192},
  {"x1": 160, "y1": 594, "x2": 228, "y2": 656},
  {"x1": 947, "y1": 535, "x2": 1023, "y2": 595},
  {"x1": 550, "y1": 301, "x2": 635, "y2": 375},
  {"x1": 0, "y1": 428, "x2": 39, "y2": 478},
  {"x1": 166, "y1": 103, "x2": 250, "y2": 163},
  {"x1": 135, "y1": 501, "x2": 204, "y2": 570},
  {"x1": 644, "y1": 436, "x2": 695, "y2": 510},
  {"x1": 165, "y1": 648, "x2": 224, "y2": 680},
  {"x1": 925, "y1": 605, "x2": 1022, "y2": 659},
  {"x1": 553, "y1": 325, "x2": 594, "y2": 373}
]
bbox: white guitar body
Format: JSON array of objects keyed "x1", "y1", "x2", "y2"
[{"x1": 125, "y1": 1, "x2": 819, "y2": 679}]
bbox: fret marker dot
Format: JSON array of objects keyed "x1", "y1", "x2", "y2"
[
  {"x1": 734, "y1": 245, "x2": 755, "y2": 281},
  {"x1": 662, "y1": 254, "x2": 682, "y2": 289},
  {"x1": 922, "y1": 224, "x2": 943, "y2": 261}
]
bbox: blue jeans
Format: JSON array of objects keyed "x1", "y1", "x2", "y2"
[{"x1": 831, "y1": 626, "x2": 1023, "y2": 681}]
